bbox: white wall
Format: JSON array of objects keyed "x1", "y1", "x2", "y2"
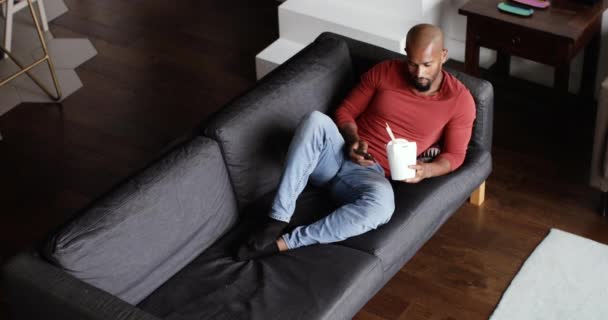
[{"x1": 441, "y1": 0, "x2": 496, "y2": 68}]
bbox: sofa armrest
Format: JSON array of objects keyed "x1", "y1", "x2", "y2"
[
  {"x1": 315, "y1": 32, "x2": 494, "y2": 153},
  {"x1": 446, "y1": 71, "x2": 494, "y2": 152},
  {"x1": 2, "y1": 253, "x2": 160, "y2": 320}
]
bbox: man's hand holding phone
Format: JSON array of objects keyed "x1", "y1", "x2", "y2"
[{"x1": 347, "y1": 139, "x2": 375, "y2": 166}]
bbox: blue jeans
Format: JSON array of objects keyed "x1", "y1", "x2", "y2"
[{"x1": 270, "y1": 111, "x2": 395, "y2": 249}]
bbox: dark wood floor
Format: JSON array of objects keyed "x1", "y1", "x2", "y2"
[{"x1": 1, "y1": 0, "x2": 606, "y2": 319}]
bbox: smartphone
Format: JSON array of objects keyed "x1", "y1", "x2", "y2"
[{"x1": 355, "y1": 149, "x2": 375, "y2": 161}]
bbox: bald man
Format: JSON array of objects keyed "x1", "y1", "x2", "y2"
[{"x1": 237, "y1": 24, "x2": 476, "y2": 260}]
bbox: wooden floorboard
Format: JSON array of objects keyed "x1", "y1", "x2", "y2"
[{"x1": 1, "y1": 1, "x2": 606, "y2": 319}]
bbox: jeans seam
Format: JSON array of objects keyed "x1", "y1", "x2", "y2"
[
  {"x1": 269, "y1": 213, "x2": 289, "y2": 222},
  {"x1": 294, "y1": 132, "x2": 342, "y2": 202},
  {"x1": 288, "y1": 144, "x2": 319, "y2": 215},
  {"x1": 329, "y1": 136, "x2": 343, "y2": 170}
]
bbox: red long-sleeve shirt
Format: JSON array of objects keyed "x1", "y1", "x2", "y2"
[{"x1": 335, "y1": 59, "x2": 476, "y2": 176}]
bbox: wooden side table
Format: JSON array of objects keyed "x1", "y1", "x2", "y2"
[{"x1": 459, "y1": 0, "x2": 606, "y2": 96}]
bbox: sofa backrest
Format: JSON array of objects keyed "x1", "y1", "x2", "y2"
[
  {"x1": 42, "y1": 137, "x2": 238, "y2": 305},
  {"x1": 317, "y1": 32, "x2": 494, "y2": 153},
  {"x1": 204, "y1": 36, "x2": 355, "y2": 209}
]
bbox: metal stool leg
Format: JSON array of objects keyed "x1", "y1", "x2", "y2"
[
  {"x1": 27, "y1": 0, "x2": 60, "y2": 99},
  {"x1": 0, "y1": 0, "x2": 61, "y2": 100}
]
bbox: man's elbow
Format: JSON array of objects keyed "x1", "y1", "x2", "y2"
[{"x1": 437, "y1": 154, "x2": 465, "y2": 173}]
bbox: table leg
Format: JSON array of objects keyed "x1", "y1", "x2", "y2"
[
  {"x1": 555, "y1": 63, "x2": 570, "y2": 92},
  {"x1": 492, "y1": 51, "x2": 511, "y2": 77},
  {"x1": 581, "y1": 21, "x2": 601, "y2": 98},
  {"x1": 464, "y1": 22, "x2": 480, "y2": 77}
]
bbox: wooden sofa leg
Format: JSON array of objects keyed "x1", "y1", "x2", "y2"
[{"x1": 470, "y1": 181, "x2": 486, "y2": 206}]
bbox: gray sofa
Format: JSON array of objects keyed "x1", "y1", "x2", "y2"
[{"x1": 1, "y1": 32, "x2": 493, "y2": 320}]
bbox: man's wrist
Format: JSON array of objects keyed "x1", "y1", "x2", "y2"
[
  {"x1": 344, "y1": 134, "x2": 359, "y2": 146},
  {"x1": 339, "y1": 122, "x2": 359, "y2": 145},
  {"x1": 424, "y1": 163, "x2": 433, "y2": 179}
]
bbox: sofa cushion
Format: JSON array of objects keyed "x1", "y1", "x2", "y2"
[
  {"x1": 337, "y1": 148, "x2": 492, "y2": 277},
  {"x1": 233, "y1": 150, "x2": 490, "y2": 279},
  {"x1": 227, "y1": 148, "x2": 489, "y2": 278},
  {"x1": 241, "y1": 150, "x2": 490, "y2": 277},
  {"x1": 204, "y1": 35, "x2": 355, "y2": 210},
  {"x1": 137, "y1": 214, "x2": 383, "y2": 320},
  {"x1": 42, "y1": 137, "x2": 239, "y2": 305}
]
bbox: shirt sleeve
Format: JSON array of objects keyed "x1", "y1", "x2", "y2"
[
  {"x1": 436, "y1": 89, "x2": 476, "y2": 171},
  {"x1": 334, "y1": 62, "x2": 384, "y2": 127}
]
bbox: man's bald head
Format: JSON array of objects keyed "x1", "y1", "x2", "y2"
[
  {"x1": 405, "y1": 24, "x2": 445, "y2": 54},
  {"x1": 403, "y1": 24, "x2": 447, "y2": 94}
]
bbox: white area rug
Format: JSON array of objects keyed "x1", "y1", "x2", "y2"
[{"x1": 490, "y1": 229, "x2": 608, "y2": 320}]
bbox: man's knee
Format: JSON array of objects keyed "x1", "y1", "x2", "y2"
[
  {"x1": 297, "y1": 111, "x2": 337, "y2": 142},
  {"x1": 373, "y1": 197, "x2": 395, "y2": 226},
  {"x1": 302, "y1": 110, "x2": 331, "y2": 126},
  {"x1": 363, "y1": 184, "x2": 395, "y2": 228}
]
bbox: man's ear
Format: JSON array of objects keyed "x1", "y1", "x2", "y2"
[{"x1": 441, "y1": 48, "x2": 448, "y2": 64}]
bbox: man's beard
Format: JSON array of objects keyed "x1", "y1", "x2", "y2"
[{"x1": 411, "y1": 77, "x2": 431, "y2": 92}]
